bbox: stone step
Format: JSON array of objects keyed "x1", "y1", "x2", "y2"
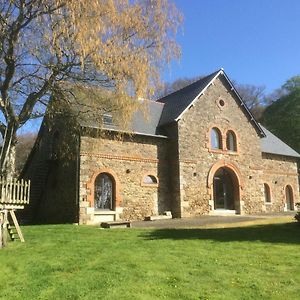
[
  {"x1": 100, "y1": 221, "x2": 131, "y2": 229},
  {"x1": 144, "y1": 215, "x2": 172, "y2": 221},
  {"x1": 210, "y1": 209, "x2": 237, "y2": 216}
]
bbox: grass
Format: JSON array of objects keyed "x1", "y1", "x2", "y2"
[{"x1": 0, "y1": 220, "x2": 299, "y2": 300}]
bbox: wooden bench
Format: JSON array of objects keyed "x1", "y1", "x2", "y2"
[{"x1": 100, "y1": 221, "x2": 131, "y2": 229}]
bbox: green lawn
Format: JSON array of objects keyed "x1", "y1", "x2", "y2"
[{"x1": 0, "y1": 221, "x2": 299, "y2": 300}]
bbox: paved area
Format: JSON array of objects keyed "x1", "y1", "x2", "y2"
[{"x1": 131, "y1": 212, "x2": 296, "y2": 229}]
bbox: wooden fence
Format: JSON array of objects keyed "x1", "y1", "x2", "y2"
[{"x1": 0, "y1": 177, "x2": 30, "y2": 205}]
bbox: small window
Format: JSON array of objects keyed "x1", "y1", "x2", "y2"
[
  {"x1": 142, "y1": 175, "x2": 158, "y2": 186},
  {"x1": 264, "y1": 183, "x2": 271, "y2": 203},
  {"x1": 210, "y1": 128, "x2": 222, "y2": 150},
  {"x1": 285, "y1": 185, "x2": 294, "y2": 211},
  {"x1": 219, "y1": 99, "x2": 225, "y2": 107},
  {"x1": 103, "y1": 114, "x2": 113, "y2": 125},
  {"x1": 226, "y1": 131, "x2": 237, "y2": 152}
]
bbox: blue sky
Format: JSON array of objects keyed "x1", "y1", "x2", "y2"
[
  {"x1": 166, "y1": 0, "x2": 300, "y2": 93},
  {"x1": 19, "y1": 1, "x2": 300, "y2": 134}
]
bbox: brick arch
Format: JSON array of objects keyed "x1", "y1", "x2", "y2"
[
  {"x1": 208, "y1": 125, "x2": 224, "y2": 151},
  {"x1": 284, "y1": 184, "x2": 295, "y2": 210},
  {"x1": 263, "y1": 182, "x2": 272, "y2": 203},
  {"x1": 86, "y1": 168, "x2": 122, "y2": 209},
  {"x1": 207, "y1": 160, "x2": 243, "y2": 213},
  {"x1": 207, "y1": 160, "x2": 243, "y2": 189},
  {"x1": 225, "y1": 128, "x2": 239, "y2": 153}
]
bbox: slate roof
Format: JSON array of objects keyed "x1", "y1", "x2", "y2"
[
  {"x1": 72, "y1": 69, "x2": 300, "y2": 159},
  {"x1": 78, "y1": 99, "x2": 167, "y2": 138},
  {"x1": 157, "y1": 70, "x2": 220, "y2": 125},
  {"x1": 260, "y1": 124, "x2": 300, "y2": 158}
]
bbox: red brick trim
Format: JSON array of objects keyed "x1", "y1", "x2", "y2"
[
  {"x1": 207, "y1": 126, "x2": 240, "y2": 155},
  {"x1": 81, "y1": 152, "x2": 158, "y2": 163},
  {"x1": 249, "y1": 166, "x2": 298, "y2": 176},
  {"x1": 264, "y1": 170, "x2": 298, "y2": 176},
  {"x1": 208, "y1": 126, "x2": 224, "y2": 151},
  {"x1": 179, "y1": 159, "x2": 198, "y2": 164},
  {"x1": 225, "y1": 129, "x2": 239, "y2": 153},
  {"x1": 216, "y1": 97, "x2": 227, "y2": 110},
  {"x1": 207, "y1": 161, "x2": 243, "y2": 212},
  {"x1": 207, "y1": 160, "x2": 243, "y2": 189},
  {"x1": 284, "y1": 184, "x2": 295, "y2": 208},
  {"x1": 140, "y1": 172, "x2": 159, "y2": 188},
  {"x1": 86, "y1": 168, "x2": 122, "y2": 209},
  {"x1": 263, "y1": 182, "x2": 272, "y2": 203}
]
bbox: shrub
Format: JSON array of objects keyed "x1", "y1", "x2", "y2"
[{"x1": 295, "y1": 203, "x2": 300, "y2": 223}]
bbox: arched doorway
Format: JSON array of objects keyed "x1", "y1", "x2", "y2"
[
  {"x1": 94, "y1": 173, "x2": 115, "y2": 210},
  {"x1": 213, "y1": 167, "x2": 239, "y2": 211},
  {"x1": 285, "y1": 185, "x2": 294, "y2": 211}
]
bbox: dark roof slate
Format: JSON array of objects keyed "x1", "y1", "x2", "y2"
[
  {"x1": 71, "y1": 69, "x2": 300, "y2": 158},
  {"x1": 260, "y1": 124, "x2": 300, "y2": 158},
  {"x1": 79, "y1": 100, "x2": 166, "y2": 137},
  {"x1": 157, "y1": 70, "x2": 220, "y2": 125}
]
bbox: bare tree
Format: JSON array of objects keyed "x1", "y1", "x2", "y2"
[
  {"x1": 234, "y1": 83, "x2": 269, "y2": 120},
  {"x1": 154, "y1": 76, "x2": 203, "y2": 99},
  {"x1": 0, "y1": 0, "x2": 182, "y2": 176}
]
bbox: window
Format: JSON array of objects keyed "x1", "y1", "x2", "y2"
[
  {"x1": 219, "y1": 99, "x2": 225, "y2": 107},
  {"x1": 285, "y1": 185, "x2": 294, "y2": 211},
  {"x1": 103, "y1": 114, "x2": 113, "y2": 125},
  {"x1": 226, "y1": 131, "x2": 237, "y2": 152},
  {"x1": 94, "y1": 173, "x2": 114, "y2": 210},
  {"x1": 264, "y1": 183, "x2": 271, "y2": 203},
  {"x1": 142, "y1": 175, "x2": 158, "y2": 187},
  {"x1": 210, "y1": 128, "x2": 222, "y2": 150}
]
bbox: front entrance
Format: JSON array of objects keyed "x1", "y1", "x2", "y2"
[{"x1": 213, "y1": 167, "x2": 236, "y2": 210}]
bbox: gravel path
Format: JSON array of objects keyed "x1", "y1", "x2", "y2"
[{"x1": 131, "y1": 212, "x2": 295, "y2": 229}]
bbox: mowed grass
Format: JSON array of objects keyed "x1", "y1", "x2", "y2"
[{"x1": 0, "y1": 221, "x2": 299, "y2": 300}]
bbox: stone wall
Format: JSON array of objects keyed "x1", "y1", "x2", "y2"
[
  {"x1": 21, "y1": 116, "x2": 78, "y2": 224},
  {"x1": 175, "y1": 75, "x2": 299, "y2": 216},
  {"x1": 162, "y1": 123, "x2": 181, "y2": 217},
  {"x1": 260, "y1": 153, "x2": 299, "y2": 212},
  {"x1": 79, "y1": 129, "x2": 170, "y2": 223}
]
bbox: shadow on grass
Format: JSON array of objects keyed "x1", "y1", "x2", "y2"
[{"x1": 140, "y1": 222, "x2": 300, "y2": 244}]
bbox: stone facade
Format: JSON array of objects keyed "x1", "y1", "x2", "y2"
[
  {"x1": 22, "y1": 71, "x2": 300, "y2": 224},
  {"x1": 172, "y1": 76, "x2": 299, "y2": 217},
  {"x1": 21, "y1": 116, "x2": 79, "y2": 224},
  {"x1": 78, "y1": 130, "x2": 170, "y2": 224}
]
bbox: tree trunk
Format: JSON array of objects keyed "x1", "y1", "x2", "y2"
[
  {"x1": 0, "y1": 210, "x2": 8, "y2": 249},
  {"x1": 0, "y1": 126, "x2": 17, "y2": 248},
  {"x1": 0, "y1": 125, "x2": 17, "y2": 178}
]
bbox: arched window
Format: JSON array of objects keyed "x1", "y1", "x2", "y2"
[
  {"x1": 210, "y1": 128, "x2": 222, "y2": 150},
  {"x1": 226, "y1": 130, "x2": 237, "y2": 152},
  {"x1": 264, "y1": 183, "x2": 271, "y2": 203},
  {"x1": 285, "y1": 185, "x2": 294, "y2": 211},
  {"x1": 142, "y1": 174, "x2": 158, "y2": 187},
  {"x1": 94, "y1": 173, "x2": 115, "y2": 210}
]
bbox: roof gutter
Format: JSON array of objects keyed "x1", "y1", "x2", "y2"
[{"x1": 80, "y1": 125, "x2": 169, "y2": 139}]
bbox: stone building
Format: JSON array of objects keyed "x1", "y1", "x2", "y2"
[{"x1": 22, "y1": 69, "x2": 300, "y2": 224}]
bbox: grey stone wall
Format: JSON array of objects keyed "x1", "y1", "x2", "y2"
[
  {"x1": 21, "y1": 116, "x2": 78, "y2": 224},
  {"x1": 175, "y1": 76, "x2": 299, "y2": 216},
  {"x1": 79, "y1": 129, "x2": 170, "y2": 223}
]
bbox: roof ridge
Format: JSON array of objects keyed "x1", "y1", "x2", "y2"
[
  {"x1": 156, "y1": 69, "x2": 221, "y2": 103},
  {"x1": 141, "y1": 98, "x2": 165, "y2": 105}
]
